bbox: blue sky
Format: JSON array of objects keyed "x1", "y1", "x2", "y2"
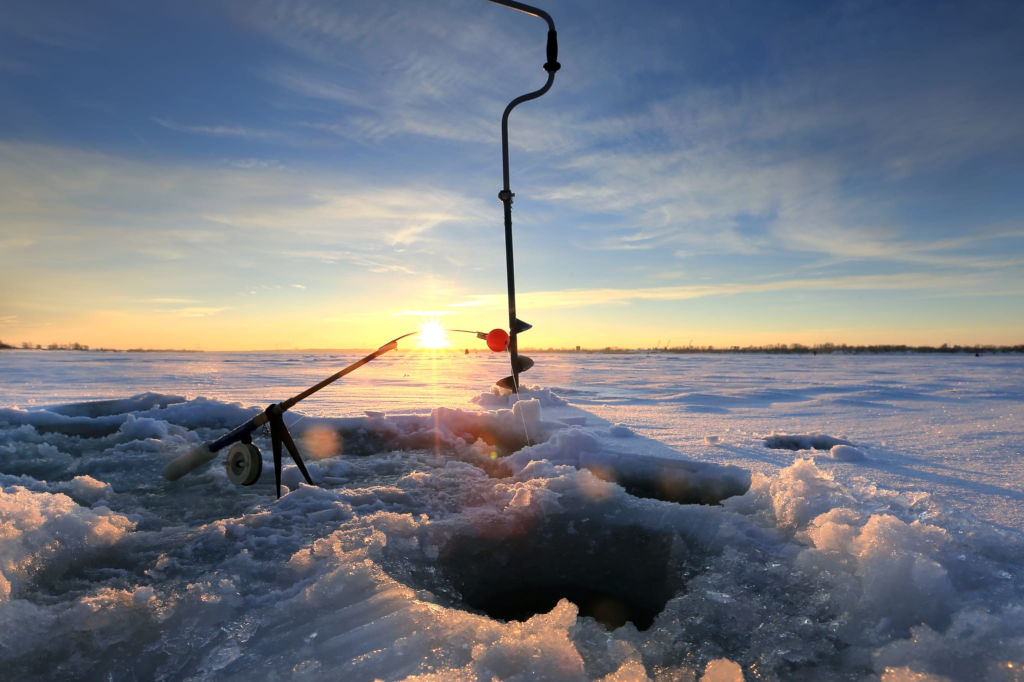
[{"x1": 1, "y1": 0, "x2": 1022, "y2": 350}]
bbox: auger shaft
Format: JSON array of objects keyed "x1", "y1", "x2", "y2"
[{"x1": 487, "y1": 0, "x2": 559, "y2": 391}]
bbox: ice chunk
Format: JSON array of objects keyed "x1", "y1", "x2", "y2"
[
  {"x1": 701, "y1": 658, "x2": 744, "y2": 682},
  {"x1": 828, "y1": 444, "x2": 865, "y2": 461},
  {"x1": 0, "y1": 485, "x2": 135, "y2": 600}
]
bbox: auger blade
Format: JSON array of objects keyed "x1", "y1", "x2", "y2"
[{"x1": 496, "y1": 355, "x2": 534, "y2": 391}]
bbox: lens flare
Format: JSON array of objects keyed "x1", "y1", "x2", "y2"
[{"x1": 417, "y1": 319, "x2": 450, "y2": 349}]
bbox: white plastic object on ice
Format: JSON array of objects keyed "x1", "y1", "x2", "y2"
[{"x1": 162, "y1": 442, "x2": 217, "y2": 481}]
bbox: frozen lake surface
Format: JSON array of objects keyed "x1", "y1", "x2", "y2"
[{"x1": 1, "y1": 350, "x2": 1022, "y2": 680}]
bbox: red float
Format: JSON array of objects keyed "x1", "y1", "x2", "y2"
[{"x1": 486, "y1": 328, "x2": 510, "y2": 352}]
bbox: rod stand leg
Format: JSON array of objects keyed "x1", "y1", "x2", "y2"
[{"x1": 266, "y1": 403, "x2": 314, "y2": 499}]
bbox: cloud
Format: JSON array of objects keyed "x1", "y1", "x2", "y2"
[
  {"x1": 0, "y1": 235, "x2": 36, "y2": 250},
  {"x1": 265, "y1": 68, "x2": 495, "y2": 146},
  {"x1": 142, "y1": 298, "x2": 200, "y2": 305},
  {"x1": 446, "y1": 299, "x2": 488, "y2": 308},
  {"x1": 205, "y1": 186, "x2": 486, "y2": 247},
  {"x1": 392, "y1": 310, "x2": 455, "y2": 317},
  {"x1": 166, "y1": 307, "x2": 228, "y2": 318},
  {"x1": 153, "y1": 117, "x2": 291, "y2": 143},
  {"x1": 0, "y1": 140, "x2": 510, "y2": 341},
  {"x1": 246, "y1": 0, "x2": 551, "y2": 147},
  {"x1": 3, "y1": 0, "x2": 1021, "y2": 350},
  {"x1": 228, "y1": 158, "x2": 286, "y2": 170},
  {"x1": 0, "y1": 57, "x2": 37, "y2": 76},
  {"x1": 0, "y1": 2, "x2": 99, "y2": 50},
  {"x1": 262, "y1": 69, "x2": 373, "y2": 111},
  {"x1": 455, "y1": 272, "x2": 1003, "y2": 311},
  {"x1": 0, "y1": 141, "x2": 485, "y2": 250},
  {"x1": 527, "y1": 70, "x2": 1022, "y2": 277},
  {"x1": 495, "y1": 3, "x2": 1024, "y2": 279},
  {"x1": 772, "y1": 221, "x2": 1024, "y2": 270},
  {"x1": 282, "y1": 249, "x2": 417, "y2": 274},
  {"x1": 241, "y1": 0, "x2": 535, "y2": 89}
]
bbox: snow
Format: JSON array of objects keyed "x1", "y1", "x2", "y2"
[{"x1": 0, "y1": 349, "x2": 1022, "y2": 680}]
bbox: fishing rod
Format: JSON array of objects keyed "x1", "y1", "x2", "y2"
[
  {"x1": 162, "y1": 328, "x2": 493, "y2": 497},
  {"x1": 163, "y1": 2, "x2": 561, "y2": 493},
  {"x1": 486, "y1": 0, "x2": 560, "y2": 392}
]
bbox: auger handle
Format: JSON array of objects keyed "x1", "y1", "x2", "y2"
[{"x1": 546, "y1": 29, "x2": 559, "y2": 72}]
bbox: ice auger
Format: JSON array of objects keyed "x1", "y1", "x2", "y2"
[{"x1": 487, "y1": 0, "x2": 560, "y2": 392}]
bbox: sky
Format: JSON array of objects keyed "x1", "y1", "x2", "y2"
[{"x1": 1, "y1": 0, "x2": 1022, "y2": 351}]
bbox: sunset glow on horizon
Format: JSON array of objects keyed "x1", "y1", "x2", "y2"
[{"x1": 1, "y1": 1, "x2": 1022, "y2": 351}]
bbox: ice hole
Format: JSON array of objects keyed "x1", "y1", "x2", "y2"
[{"x1": 424, "y1": 516, "x2": 683, "y2": 631}]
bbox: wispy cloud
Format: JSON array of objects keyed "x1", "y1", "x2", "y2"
[
  {"x1": 0, "y1": 141, "x2": 499, "y2": 335},
  {"x1": 153, "y1": 117, "x2": 291, "y2": 142},
  {"x1": 263, "y1": 69, "x2": 372, "y2": 111},
  {"x1": 0, "y1": 141, "x2": 485, "y2": 249},
  {"x1": 392, "y1": 310, "x2": 455, "y2": 317},
  {"x1": 773, "y1": 221, "x2": 1024, "y2": 270},
  {"x1": 166, "y1": 307, "x2": 228, "y2": 318},
  {"x1": 506, "y1": 7, "x2": 1024, "y2": 277},
  {"x1": 203, "y1": 185, "x2": 487, "y2": 247},
  {"x1": 457, "y1": 272, "x2": 1001, "y2": 311},
  {"x1": 0, "y1": 57, "x2": 37, "y2": 76},
  {"x1": 0, "y1": 2, "x2": 99, "y2": 50},
  {"x1": 142, "y1": 298, "x2": 200, "y2": 305},
  {"x1": 228, "y1": 158, "x2": 287, "y2": 170},
  {"x1": 529, "y1": 74, "x2": 1023, "y2": 279},
  {"x1": 0, "y1": 235, "x2": 36, "y2": 249},
  {"x1": 246, "y1": 0, "x2": 546, "y2": 147},
  {"x1": 3, "y1": 0, "x2": 1021, "y2": 349},
  {"x1": 266, "y1": 68, "x2": 495, "y2": 146},
  {"x1": 281, "y1": 249, "x2": 416, "y2": 274}
]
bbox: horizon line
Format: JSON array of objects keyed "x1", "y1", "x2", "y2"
[{"x1": 4, "y1": 341, "x2": 1022, "y2": 354}]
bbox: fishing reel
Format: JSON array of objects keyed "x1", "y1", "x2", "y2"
[{"x1": 225, "y1": 441, "x2": 263, "y2": 486}]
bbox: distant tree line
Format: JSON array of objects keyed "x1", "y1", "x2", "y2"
[
  {"x1": 3, "y1": 339, "x2": 1022, "y2": 355},
  {"x1": 622, "y1": 343, "x2": 1024, "y2": 355},
  {"x1": 530, "y1": 343, "x2": 1024, "y2": 354},
  {"x1": 0, "y1": 340, "x2": 195, "y2": 352},
  {"x1": 0, "y1": 340, "x2": 92, "y2": 350}
]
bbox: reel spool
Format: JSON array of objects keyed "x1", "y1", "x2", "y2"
[{"x1": 225, "y1": 442, "x2": 263, "y2": 486}]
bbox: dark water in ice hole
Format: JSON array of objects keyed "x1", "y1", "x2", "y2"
[{"x1": 395, "y1": 516, "x2": 684, "y2": 631}]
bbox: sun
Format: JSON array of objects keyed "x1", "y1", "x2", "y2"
[{"x1": 417, "y1": 319, "x2": 450, "y2": 349}]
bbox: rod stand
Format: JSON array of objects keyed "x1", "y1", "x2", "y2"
[{"x1": 266, "y1": 403, "x2": 313, "y2": 498}]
